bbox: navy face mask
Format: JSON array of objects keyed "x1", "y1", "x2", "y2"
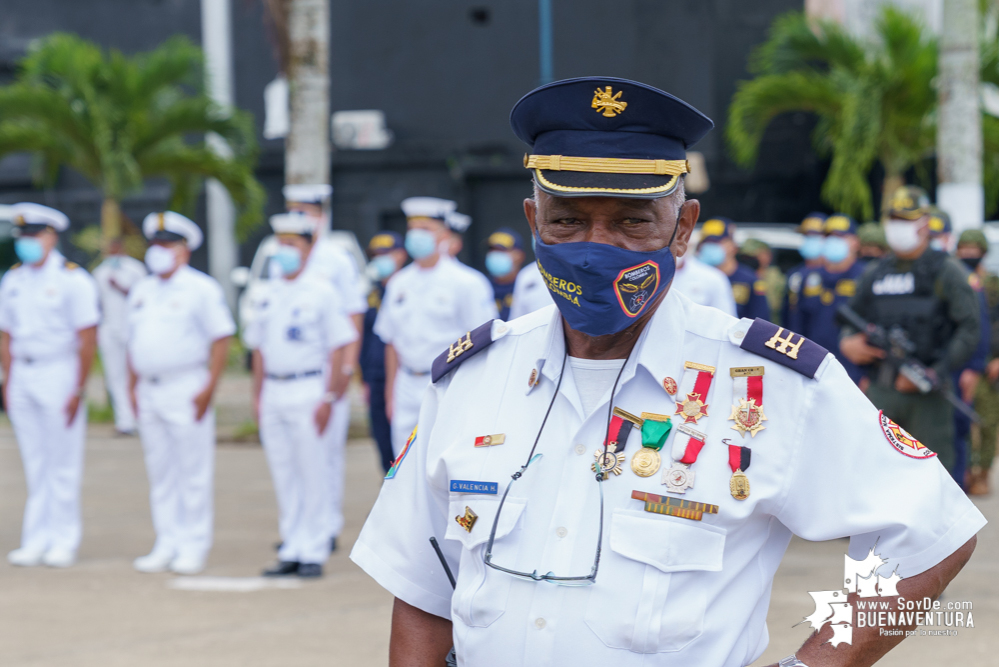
[{"x1": 533, "y1": 226, "x2": 678, "y2": 337}]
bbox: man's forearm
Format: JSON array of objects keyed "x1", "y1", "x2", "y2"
[
  {"x1": 76, "y1": 326, "x2": 98, "y2": 392},
  {"x1": 326, "y1": 346, "x2": 346, "y2": 397},
  {"x1": 250, "y1": 350, "x2": 263, "y2": 402},
  {"x1": 0, "y1": 331, "x2": 11, "y2": 383},
  {"x1": 793, "y1": 536, "x2": 977, "y2": 667},
  {"x1": 390, "y1": 598, "x2": 452, "y2": 667},
  {"x1": 206, "y1": 336, "x2": 232, "y2": 393},
  {"x1": 385, "y1": 343, "x2": 398, "y2": 392}
]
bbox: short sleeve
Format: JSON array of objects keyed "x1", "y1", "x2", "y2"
[
  {"x1": 775, "y1": 358, "x2": 986, "y2": 578},
  {"x1": 321, "y1": 286, "x2": 359, "y2": 351},
  {"x1": 68, "y1": 271, "x2": 101, "y2": 329},
  {"x1": 350, "y1": 380, "x2": 454, "y2": 618},
  {"x1": 199, "y1": 278, "x2": 237, "y2": 341},
  {"x1": 333, "y1": 253, "x2": 366, "y2": 315},
  {"x1": 373, "y1": 285, "x2": 396, "y2": 345}
]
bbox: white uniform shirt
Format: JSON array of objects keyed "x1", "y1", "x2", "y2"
[
  {"x1": 509, "y1": 262, "x2": 554, "y2": 320},
  {"x1": 242, "y1": 275, "x2": 358, "y2": 375},
  {"x1": 352, "y1": 289, "x2": 985, "y2": 667},
  {"x1": 302, "y1": 236, "x2": 366, "y2": 316},
  {"x1": 92, "y1": 254, "x2": 148, "y2": 338},
  {"x1": 126, "y1": 265, "x2": 236, "y2": 377},
  {"x1": 0, "y1": 250, "x2": 100, "y2": 360},
  {"x1": 374, "y1": 257, "x2": 498, "y2": 373},
  {"x1": 672, "y1": 256, "x2": 738, "y2": 316}
]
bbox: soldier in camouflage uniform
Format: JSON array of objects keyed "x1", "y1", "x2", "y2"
[
  {"x1": 955, "y1": 228, "x2": 998, "y2": 495},
  {"x1": 857, "y1": 222, "x2": 888, "y2": 260}
]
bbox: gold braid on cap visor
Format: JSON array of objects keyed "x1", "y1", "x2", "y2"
[{"x1": 524, "y1": 154, "x2": 689, "y2": 195}]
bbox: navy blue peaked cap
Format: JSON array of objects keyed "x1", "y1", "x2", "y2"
[{"x1": 510, "y1": 77, "x2": 713, "y2": 199}]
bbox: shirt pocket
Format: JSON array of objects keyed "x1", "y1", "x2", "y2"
[
  {"x1": 584, "y1": 508, "x2": 726, "y2": 654},
  {"x1": 444, "y1": 497, "x2": 526, "y2": 629}
]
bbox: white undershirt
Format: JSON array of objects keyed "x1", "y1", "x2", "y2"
[{"x1": 568, "y1": 356, "x2": 626, "y2": 418}]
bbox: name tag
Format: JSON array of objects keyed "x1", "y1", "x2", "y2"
[{"x1": 450, "y1": 480, "x2": 498, "y2": 495}]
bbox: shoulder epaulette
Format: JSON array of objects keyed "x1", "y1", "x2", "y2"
[
  {"x1": 10, "y1": 263, "x2": 20, "y2": 270},
  {"x1": 738, "y1": 318, "x2": 828, "y2": 379},
  {"x1": 431, "y1": 319, "x2": 496, "y2": 383},
  {"x1": 64, "y1": 260, "x2": 79, "y2": 270}
]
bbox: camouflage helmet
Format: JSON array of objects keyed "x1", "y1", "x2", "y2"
[
  {"x1": 858, "y1": 221, "x2": 888, "y2": 249},
  {"x1": 957, "y1": 228, "x2": 988, "y2": 253}
]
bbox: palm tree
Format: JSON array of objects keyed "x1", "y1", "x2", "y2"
[
  {"x1": 727, "y1": 7, "x2": 937, "y2": 220},
  {"x1": 0, "y1": 33, "x2": 264, "y2": 240}
]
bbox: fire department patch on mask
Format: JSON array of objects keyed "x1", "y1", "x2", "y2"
[
  {"x1": 879, "y1": 411, "x2": 935, "y2": 459},
  {"x1": 614, "y1": 261, "x2": 659, "y2": 318}
]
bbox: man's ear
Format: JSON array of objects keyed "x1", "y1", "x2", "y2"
[
  {"x1": 671, "y1": 199, "x2": 700, "y2": 258},
  {"x1": 524, "y1": 198, "x2": 538, "y2": 237}
]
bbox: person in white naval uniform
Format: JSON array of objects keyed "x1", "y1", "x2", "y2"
[
  {"x1": 128, "y1": 211, "x2": 235, "y2": 575},
  {"x1": 0, "y1": 203, "x2": 99, "y2": 569},
  {"x1": 672, "y1": 253, "x2": 737, "y2": 315},
  {"x1": 509, "y1": 261, "x2": 554, "y2": 320},
  {"x1": 245, "y1": 213, "x2": 358, "y2": 578},
  {"x1": 351, "y1": 77, "x2": 984, "y2": 667},
  {"x1": 92, "y1": 238, "x2": 148, "y2": 434},
  {"x1": 284, "y1": 184, "x2": 366, "y2": 552},
  {"x1": 375, "y1": 197, "x2": 498, "y2": 458}
]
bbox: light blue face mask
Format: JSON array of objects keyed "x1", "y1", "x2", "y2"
[
  {"x1": 799, "y1": 235, "x2": 824, "y2": 260},
  {"x1": 15, "y1": 237, "x2": 44, "y2": 264},
  {"x1": 485, "y1": 250, "x2": 515, "y2": 277},
  {"x1": 822, "y1": 236, "x2": 851, "y2": 263},
  {"x1": 369, "y1": 254, "x2": 397, "y2": 280},
  {"x1": 405, "y1": 228, "x2": 437, "y2": 260},
  {"x1": 697, "y1": 242, "x2": 726, "y2": 267},
  {"x1": 272, "y1": 245, "x2": 302, "y2": 275}
]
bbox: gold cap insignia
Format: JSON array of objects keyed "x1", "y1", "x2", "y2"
[
  {"x1": 592, "y1": 86, "x2": 627, "y2": 118},
  {"x1": 157, "y1": 212, "x2": 165, "y2": 230}
]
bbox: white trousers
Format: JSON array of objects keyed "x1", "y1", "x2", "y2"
[
  {"x1": 324, "y1": 393, "x2": 350, "y2": 539},
  {"x1": 98, "y1": 329, "x2": 135, "y2": 432},
  {"x1": 137, "y1": 369, "x2": 215, "y2": 561},
  {"x1": 390, "y1": 370, "x2": 430, "y2": 458},
  {"x1": 260, "y1": 377, "x2": 332, "y2": 564},
  {"x1": 7, "y1": 356, "x2": 86, "y2": 554}
]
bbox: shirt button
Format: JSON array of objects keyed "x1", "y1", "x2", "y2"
[
  {"x1": 733, "y1": 330, "x2": 745, "y2": 340},
  {"x1": 556, "y1": 527, "x2": 568, "y2": 538},
  {"x1": 534, "y1": 617, "x2": 546, "y2": 629},
  {"x1": 496, "y1": 324, "x2": 508, "y2": 334},
  {"x1": 575, "y1": 444, "x2": 586, "y2": 455}
]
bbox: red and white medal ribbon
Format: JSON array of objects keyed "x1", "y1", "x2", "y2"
[
  {"x1": 664, "y1": 362, "x2": 715, "y2": 494},
  {"x1": 728, "y1": 366, "x2": 767, "y2": 438}
]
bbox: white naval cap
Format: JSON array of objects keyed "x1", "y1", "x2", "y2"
[
  {"x1": 270, "y1": 211, "x2": 315, "y2": 236},
  {"x1": 401, "y1": 196, "x2": 457, "y2": 222},
  {"x1": 9, "y1": 202, "x2": 70, "y2": 232},
  {"x1": 142, "y1": 211, "x2": 204, "y2": 250},
  {"x1": 283, "y1": 183, "x2": 333, "y2": 204},
  {"x1": 445, "y1": 211, "x2": 472, "y2": 233}
]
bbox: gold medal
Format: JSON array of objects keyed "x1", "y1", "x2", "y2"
[
  {"x1": 630, "y1": 447, "x2": 661, "y2": 477},
  {"x1": 675, "y1": 392, "x2": 709, "y2": 424},
  {"x1": 592, "y1": 449, "x2": 625, "y2": 479},
  {"x1": 729, "y1": 398, "x2": 767, "y2": 437},
  {"x1": 455, "y1": 506, "x2": 478, "y2": 532},
  {"x1": 730, "y1": 469, "x2": 750, "y2": 500}
]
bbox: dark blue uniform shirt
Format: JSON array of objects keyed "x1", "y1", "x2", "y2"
[
  {"x1": 797, "y1": 261, "x2": 867, "y2": 383},
  {"x1": 728, "y1": 263, "x2": 771, "y2": 321}
]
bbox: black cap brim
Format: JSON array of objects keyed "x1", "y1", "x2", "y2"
[{"x1": 533, "y1": 169, "x2": 681, "y2": 199}]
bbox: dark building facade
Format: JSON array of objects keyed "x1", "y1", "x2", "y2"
[{"x1": 0, "y1": 0, "x2": 825, "y2": 271}]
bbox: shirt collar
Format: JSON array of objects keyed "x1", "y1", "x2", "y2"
[{"x1": 533, "y1": 286, "x2": 688, "y2": 399}]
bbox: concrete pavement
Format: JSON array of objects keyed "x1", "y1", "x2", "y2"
[{"x1": 0, "y1": 374, "x2": 994, "y2": 666}]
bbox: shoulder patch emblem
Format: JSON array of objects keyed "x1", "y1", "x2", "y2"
[
  {"x1": 385, "y1": 426, "x2": 417, "y2": 479},
  {"x1": 879, "y1": 411, "x2": 935, "y2": 459},
  {"x1": 739, "y1": 318, "x2": 828, "y2": 379},
  {"x1": 431, "y1": 319, "x2": 496, "y2": 383},
  {"x1": 969, "y1": 273, "x2": 982, "y2": 291}
]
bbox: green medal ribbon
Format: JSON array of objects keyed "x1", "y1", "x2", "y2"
[{"x1": 640, "y1": 417, "x2": 672, "y2": 450}]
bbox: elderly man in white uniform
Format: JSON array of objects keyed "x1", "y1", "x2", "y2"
[
  {"x1": 351, "y1": 77, "x2": 984, "y2": 667},
  {"x1": 92, "y1": 238, "x2": 147, "y2": 434},
  {"x1": 375, "y1": 197, "x2": 498, "y2": 458},
  {"x1": 284, "y1": 184, "x2": 365, "y2": 551},
  {"x1": 672, "y1": 253, "x2": 737, "y2": 315},
  {"x1": 128, "y1": 212, "x2": 235, "y2": 575},
  {"x1": 0, "y1": 203, "x2": 99, "y2": 568},
  {"x1": 245, "y1": 213, "x2": 357, "y2": 578}
]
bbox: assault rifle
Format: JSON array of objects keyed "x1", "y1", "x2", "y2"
[{"x1": 837, "y1": 305, "x2": 981, "y2": 423}]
